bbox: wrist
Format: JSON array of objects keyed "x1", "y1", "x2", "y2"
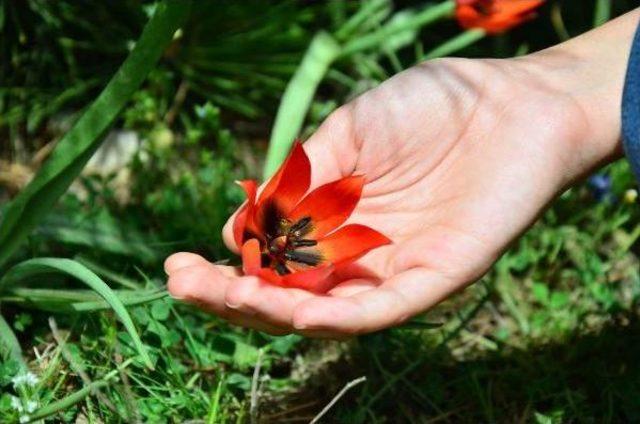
[{"x1": 520, "y1": 9, "x2": 639, "y2": 179}]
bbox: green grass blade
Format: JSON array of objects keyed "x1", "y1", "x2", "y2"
[
  {"x1": 0, "y1": 0, "x2": 192, "y2": 268},
  {"x1": 74, "y1": 256, "x2": 142, "y2": 289},
  {"x1": 35, "y1": 224, "x2": 160, "y2": 265},
  {"x1": 0, "y1": 258, "x2": 154, "y2": 369},
  {"x1": 0, "y1": 312, "x2": 27, "y2": 371},
  {"x1": 593, "y1": 0, "x2": 611, "y2": 27},
  {"x1": 423, "y1": 28, "x2": 485, "y2": 60},
  {"x1": 396, "y1": 320, "x2": 443, "y2": 330},
  {"x1": 263, "y1": 31, "x2": 341, "y2": 179},
  {"x1": 341, "y1": 0, "x2": 455, "y2": 56},
  {"x1": 26, "y1": 380, "x2": 109, "y2": 423},
  {"x1": 207, "y1": 374, "x2": 225, "y2": 424},
  {"x1": 2, "y1": 287, "x2": 167, "y2": 312},
  {"x1": 72, "y1": 289, "x2": 168, "y2": 312}
]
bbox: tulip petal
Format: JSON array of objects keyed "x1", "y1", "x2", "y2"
[
  {"x1": 241, "y1": 238, "x2": 262, "y2": 276},
  {"x1": 456, "y1": 0, "x2": 544, "y2": 34},
  {"x1": 289, "y1": 175, "x2": 365, "y2": 238},
  {"x1": 256, "y1": 265, "x2": 335, "y2": 292},
  {"x1": 258, "y1": 141, "x2": 311, "y2": 215},
  {"x1": 281, "y1": 265, "x2": 336, "y2": 292},
  {"x1": 233, "y1": 180, "x2": 258, "y2": 249},
  {"x1": 257, "y1": 268, "x2": 283, "y2": 286},
  {"x1": 317, "y1": 224, "x2": 391, "y2": 266}
]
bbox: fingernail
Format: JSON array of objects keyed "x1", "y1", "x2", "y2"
[
  {"x1": 293, "y1": 320, "x2": 308, "y2": 330},
  {"x1": 225, "y1": 301, "x2": 256, "y2": 316}
]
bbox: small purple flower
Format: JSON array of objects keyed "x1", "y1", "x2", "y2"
[{"x1": 587, "y1": 173, "x2": 612, "y2": 202}]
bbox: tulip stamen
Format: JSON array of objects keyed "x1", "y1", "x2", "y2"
[
  {"x1": 290, "y1": 239, "x2": 317, "y2": 248},
  {"x1": 284, "y1": 250, "x2": 322, "y2": 267},
  {"x1": 289, "y1": 216, "x2": 312, "y2": 238},
  {"x1": 235, "y1": 143, "x2": 391, "y2": 287},
  {"x1": 264, "y1": 216, "x2": 321, "y2": 274},
  {"x1": 274, "y1": 262, "x2": 290, "y2": 275}
]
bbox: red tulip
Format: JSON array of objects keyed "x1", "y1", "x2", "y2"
[
  {"x1": 455, "y1": 0, "x2": 545, "y2": 34},
  {"x1": 233, "y1": 142, "x2": 391, "y2": 292}
]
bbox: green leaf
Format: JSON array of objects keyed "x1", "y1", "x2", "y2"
[
  {"x1": 233, "y1": 341, "x2": 260, "y2": 369},
  {"x1": 0, "y1": 313, "x2": 27, "y2": 372},
  {"x1": 423, "y1": 28, "x2": 485, "y2": 60},
  {"x1": 532, "y1": 282, "x2": 550, "y2": 304},
  {"x1": 35, "y1": 220, "x2": 160, "y2": 265},
  {"x1": 2, "y1": 287, "x2": 168, "y2": 312},
  {"x1": 341, "y1": 1, "x2": 455, "y2": 56},
  {"x1": 396, "y1": 319, "x2": 443, "y2": 331},
  {"x1": 0, "y1": 258, "x2": 154, "y2": 369},
  {"x1": 269, "y1": 334, "x2": 303, "y2": 355},
  {"x1": 549, "y1": 292, "x2": 570, "y2": 309},
  {"x1": 0, "y1": 0, "x2": 192, "y2": 268},
  {"x1": 150, "y1": 299, "x2": 171, "y2": 321},
  {"x1": 593, "y1": 0, "x2": 611, "y2": 27}
]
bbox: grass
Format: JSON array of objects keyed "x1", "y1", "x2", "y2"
[{"x1": 2, "y1": 0, "x2": 640, "y2": 423}]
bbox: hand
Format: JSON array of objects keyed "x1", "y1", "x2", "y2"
[{"x1": 166, "y1": 14, "x2": 632, "y2": 337}]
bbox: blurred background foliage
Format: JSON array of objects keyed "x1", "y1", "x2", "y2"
[{"x1": 1, "y1": 0, "x2": 640, "y2": 423}]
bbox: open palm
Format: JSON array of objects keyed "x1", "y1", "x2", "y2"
[{"x1": 166, "y1": 56, "x2": 608, "y2": 337}]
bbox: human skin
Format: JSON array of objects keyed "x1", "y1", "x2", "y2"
[{"x1": 166, "y1": 9, "x2": 640, "y2": 338}]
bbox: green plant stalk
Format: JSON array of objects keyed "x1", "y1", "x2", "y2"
[
  {"x1": 263, "y1": 31, "x2": 341, "y2": 179},
  {"x1": 334, "y1": 0, "x2": 389, "y2": 41},
  {"x1": 74, "y1": 256, "x2": 142, "y2": 289},
  {"x1": 1, "y1": 258, "x2": 154, "y2": 369},
  {"x1": 73, "y1": 290, "x2": 167, "y2": 312},
  {"x1": 2, "y1": 287, "x2": 167, "y2": 312},
  {"x1": 423, "y1": 28, "x2": 486, "y2": 60},
  {"x1": 26, "y1": 380, "x2": 109, "y2": 423},
  {"x1": 550, "y1": 3, "x2": 571, "y2": 41},
  {"x1": 0, "y1": 0, "x2": 192, "y2": 268},
  {"x1": 365, "y1": 287, "x2": 492, "y2": 408},
  {"x1": 341, "y1": 0, "x2": 456, "y2": 57},
  {"x1": 35, "y1": 225, "x2": 159, "y2": 264},
  {"x1": 207, "y1": 375, "x2": 225, "y2": 424},
  {"x1": 593, "y1": 0, "x2": 611, "y2": 27},
  {"x1": 0, "y1": 312, "x2": 27, "y2": 371}
]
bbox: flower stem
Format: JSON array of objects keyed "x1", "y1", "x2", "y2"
[
  {"x1": 423, "y1": 28, "x2": 486, "y2": 60},
  {"x1": 340, "y1": 0, "x2": 456, "y2": 57}
]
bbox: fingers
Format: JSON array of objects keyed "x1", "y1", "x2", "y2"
[
  {"x1": 166, "y1": 259, "x2": 289, "y2": 335},
  {"x1": 165, "y1": 255, "x2": 458, "y2": 338},
  {"x1": 164, "y1": 252, "x2": 209, "y2": 275},
  {"x1": 165, "y1": 253, "x2": 362, "y2": 337},
  {"x1": 224, "y1": 277, "x2": 315, "y2": 327},
  {"x1": 292, "y1": 268, "x2": 459, "y2": 334}
]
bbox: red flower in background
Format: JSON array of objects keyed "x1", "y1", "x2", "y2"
[
  {"x1": 456, "y1": 0, "x2": 545, "y2": 34},
  {"x1": 233, "y1": 142, "x2": 390, "y2": 292}
]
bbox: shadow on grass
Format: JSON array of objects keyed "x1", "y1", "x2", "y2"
[{"x1": 274, "y1": 316, "x2": 640, "y2": 423}]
